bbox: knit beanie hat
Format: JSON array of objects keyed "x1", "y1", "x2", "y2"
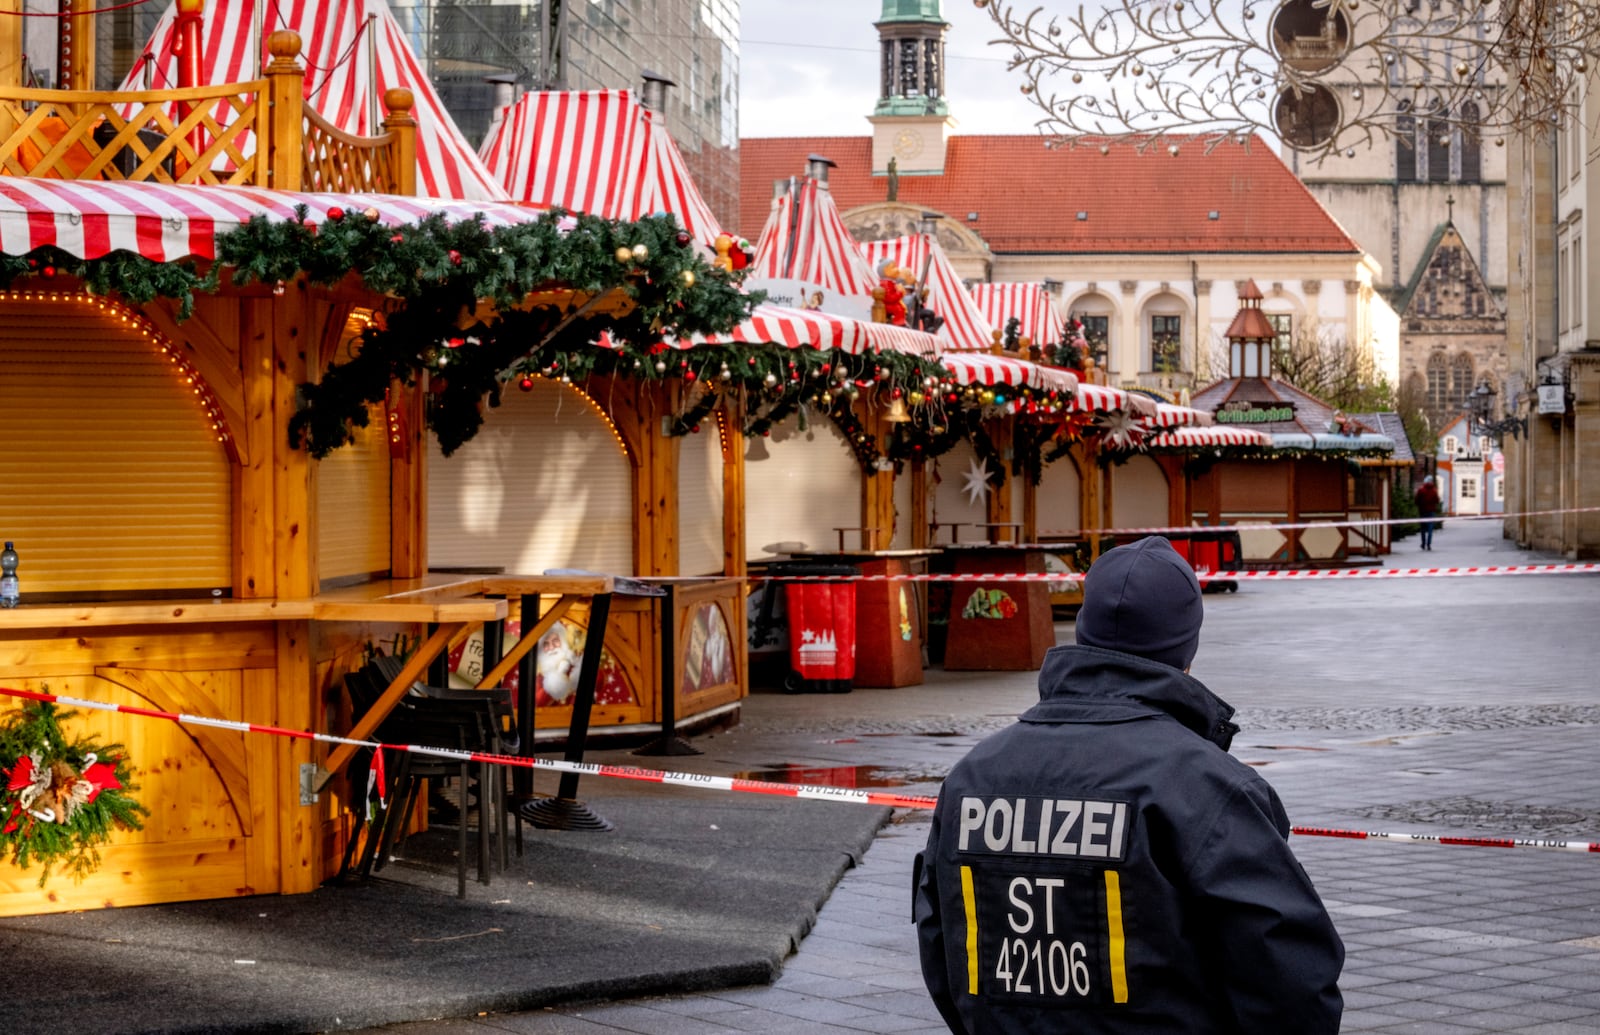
[{"x1": 1075, "y1": 536, "x2": 1203, "y2": 670}]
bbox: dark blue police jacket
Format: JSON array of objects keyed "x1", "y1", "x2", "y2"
[{"x1": 913, "y1": 644, "x2": 1344, "y2": 1033}]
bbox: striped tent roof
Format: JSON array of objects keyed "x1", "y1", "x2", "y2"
[
  {"x1": 859, "y1": 235, "x2": 995, "y2": 352},
  {"x1": 120, "y1": 0, "x2": 508, "y2": 201},
  {"x1": 1146, "y1": 426, "x2": 1273, "y2": 448},
  {"x1": 674, "y1": 304, "x2": 939, "y2": 356},
  {"x1": 939, "y1": 353, "x2": 1077, "y2": 394},
  {"x1": 969, "y1": 282, "x2": 1063, "y2": 347},
  {"x1": 0, "y1": 178, "x2": 540, "y2": 261},
  {"x1": 1076, "y1": 382, "x2": 1143, "y2": 414},
  {"x1": 479, "y1": 90, "x2": 723, "y2": 249},
  {"x1": 1145, "y1": 402, "x2": 1215, "y2": 428},
  {"x1": 751, "y1": 178, "x2": 879, "y2": 297}
]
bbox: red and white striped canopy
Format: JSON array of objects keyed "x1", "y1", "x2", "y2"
[
  {"x1": 659, "y1": 304, "x2": 940, "y2": 357},
  {"x1": 1075, "y1": 382, "x2": 1134, "y2": 413},
  {"x1": 751, "y1": 178, "x2": 879, "y2": 297},
  {"x1": 859, "y1": 235, "x2": 996, "y2": 352},
  {"x1": 121, "y1": 0, "x2": 508, "y2": 201},
  {"x1": 939, "y1": 353, "x2": 1077, "y2": 393},
  {"x1": 0, "y1": 178, "x2": 541, "y2": 261},
  {"x1": 970, "y1": 282, "x2": 1063, "y2": 347},
  {"x1": 1146, "y1": 426, "x2": 1273, "y2": 448},
  {"x1": 479, "y1": 91, "x2": 723, "y2": 249},
  {"x1": 1145, "y1": 402, "x2": 1216, "y2": 429}
]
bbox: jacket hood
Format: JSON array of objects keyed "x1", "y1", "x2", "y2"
[{"x1": 1022, "y1": 644, "x2": 1240, "y2": 750}]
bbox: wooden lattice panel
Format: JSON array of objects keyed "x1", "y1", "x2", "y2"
[
  {"x1": 301, "y1": 106, "x2": 399, "y2": 194},
  {"x1": 0, "y1": 82, "x2": 270, "y2": 185}
]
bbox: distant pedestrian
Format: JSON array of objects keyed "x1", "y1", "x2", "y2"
[
  {"x1": 913, "y1": 536, "x2": 1343, "y2": 1034},
  {"x1": 1415, "y1": 475, "x2": 1441, "y2": 550}
]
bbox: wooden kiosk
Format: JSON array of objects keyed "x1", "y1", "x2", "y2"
[{"x1": 0, "y1": 34, "x2": 754, "y2": 913}]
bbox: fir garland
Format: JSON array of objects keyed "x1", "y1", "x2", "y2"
[
  {"x1": 0, "y1": 702, "x2": 146, "y2": 887},
  {"x1": 825, "y1": 396, "x2": 884, "y2": 474},
  {"x1": 667, "y1": 386, "x2": 722, "y2": 437}
]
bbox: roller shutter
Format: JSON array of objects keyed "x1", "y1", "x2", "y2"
[
  {"x1": 0, "y1": 301, "x2": 231, "y2": 597},
  {"x1": 428, "y1": 379, "x2": 634, "y2": 576},
  {"x1": 678, "y1": 419, "x2": 726, "y2": 576},
  {"x1": 1111, "y1": 454, "x2": 1169, "y2": 530},
  {"x1": 744, "y1": 420, "x2": 860, "y2": 559},
  {"x1": 316, "y1": 403, "x2": 392, "y2": 583}
]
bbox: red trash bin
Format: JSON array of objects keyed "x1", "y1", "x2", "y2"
[{"x1": 770, "y1": 561, "x2": 858, "y2": 694}]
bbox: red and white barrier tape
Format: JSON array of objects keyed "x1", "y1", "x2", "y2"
[
  {"x1": 0, "y1": 686, "x2": 936, "y2": 811},
  {"x1": 2, "y1": 686, "x2": 1595, "y2": 855},
  {"x1": 1037, "y1": 504, "x2": 1600, "y2": 540},
  {"x1": 759, "y1": 563, "x2": 1600, "y2": 583},
  {"x1": 1290, "y1": 826, "x2": 1600, "y2": 854}
]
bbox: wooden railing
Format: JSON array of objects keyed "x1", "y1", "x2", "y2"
[
  {"x1": 0, "y1": 31, "x2": 416, "y2": 194},
  {"x1": 0, "y1": 81, "x2": 270, "y2": 184},
  {"x1": 301, "y1": 88, "x2": 416, "y2": 195}
]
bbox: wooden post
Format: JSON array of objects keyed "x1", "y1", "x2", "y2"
[
  {"x1": 861, "y1": 401, "x2": 895, "y2": 550},
  {"x1": 389, "y1": 377, "x2": 428, "y2": 579},
  {"x1": 0, "y1": 0, "x2": 23, "y2": 98},
  {"x1": 237, "y1": 298, "x2": 277, "y2": 599},
  {"x1": 263, "y1": 31, "x2": 304, "y2": 191},
  {"x1": 721, "y1": 391, "x2": 747, "y2": 576},
  {"x1": 381, "y1": 88, "x2": 417, "y2": 196},
  {"x1": 63, "y1": 0, "x2": 95, "y2": 90},
  {"x1": 986, "y1": 418, "x2": 1014, "y2": 539},
  {"x1": 1081, "y1": 438, "x2": 1104, "y2": 559}
]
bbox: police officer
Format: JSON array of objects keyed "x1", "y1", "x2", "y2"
[{"x1": 914, "y1": 536, "x2": 1342, "y2": 1033}]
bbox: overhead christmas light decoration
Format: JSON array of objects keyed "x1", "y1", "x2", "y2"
[{"x1": 978, "y1": 0, "x2": 1599, "y2": 159}]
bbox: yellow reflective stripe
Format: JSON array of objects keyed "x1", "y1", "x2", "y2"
[
  {"x1": 1105, "y1": 870, "x2": 1129, "y2": 1003},
  {"x1": 960, "y1": 865, "x2": 979, "y2": 995}
]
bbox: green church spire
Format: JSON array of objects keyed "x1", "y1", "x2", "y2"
[{"x1": 878, "y1": 0, "x2": 946, "y2": 24}]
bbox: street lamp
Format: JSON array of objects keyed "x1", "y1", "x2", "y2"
[{"x1": 1468, "y1": 380, "x2": 1526, "y2": 443}]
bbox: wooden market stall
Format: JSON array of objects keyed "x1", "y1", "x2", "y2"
[
  {"x1": 1180, "y1": 282, "x2": 1396, "y2": 564},
  {"x1": 0, "y1": 30, "x2": 756, "y2": 913}
]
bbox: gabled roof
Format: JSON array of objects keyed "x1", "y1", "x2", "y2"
[
  {"x1": 1395, "y1": 221, "x2": 1505, "y2": 320},
  {"x1": 739, "y1": 135, "x2": 1361, "y2": 255},
  {"x1": 1348, "y1": 412, "x2": 1416, "y2": 464},
  {"x1": 479, "y1": 90, "x2": 723, "y2": 247}
]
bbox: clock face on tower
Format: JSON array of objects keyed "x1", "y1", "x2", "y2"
[{"x1": 894, "y1": 129, "x2": 924, "y2": 159}]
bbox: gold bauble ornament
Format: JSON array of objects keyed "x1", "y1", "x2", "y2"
[{"x1": 616, "y1": 246, "x2": 634, "y2": 263}]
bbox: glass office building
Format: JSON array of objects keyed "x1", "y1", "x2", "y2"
[{"x1": 92, "y1": 0, "x2": 741, "y2": 228}]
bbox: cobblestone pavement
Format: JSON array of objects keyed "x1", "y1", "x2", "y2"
[{"x1": 353, "y1": 519, "x2": 1600, "y2": 1034}]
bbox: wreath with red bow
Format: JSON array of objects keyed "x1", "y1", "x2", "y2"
[{"x1": 0, "y1": 701, "x2": 146, "y2": 886}]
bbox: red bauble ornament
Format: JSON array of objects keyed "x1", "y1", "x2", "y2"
[
  {"x1": 747, "y1": 357, "x2": 757, "y2": 366},
  {"x1": 684, "y1": 369, "x2": 697, "y2": 382},
  {"x1": 390, "y1": 233, "x2": 404, "y2": 244},
  {"x1": 448, "y1": 250, "x2": 462, "y2": 266},
  {"x1": 519, "y1": 376, "x2": 535, "y2": 391},
  {"x1": 691, "y1": 424, "x2": 702, "y2": 433},
  {"x1": 327, "y1": 206, "x2": 344, "y2": 221},
  {"x1": 41, "y1": 265, "x2": 55, "y2": 278},
  {"x1": 676, "y1": 231, "x2": 691, "y2": 246}
]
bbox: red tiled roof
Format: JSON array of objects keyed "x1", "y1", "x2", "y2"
[{"x1": 738, "y1": 134, "x2": 1360, "y2": 256}]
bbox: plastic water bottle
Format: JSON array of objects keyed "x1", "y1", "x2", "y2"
[{"x1": 0, "y1": 541, "x2": 17, "y2": 608}]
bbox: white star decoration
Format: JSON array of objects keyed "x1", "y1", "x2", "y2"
[
  {"x1": 1096, "y1": 411, "x2": 1148, "y2": 453},
  {"x1": 962, "y1": 457, "x2": 994, "y2": 507}
]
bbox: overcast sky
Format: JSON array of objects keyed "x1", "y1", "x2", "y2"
[{"x1": 738, "y1": 0, "x2": 1044, "y2": 139}]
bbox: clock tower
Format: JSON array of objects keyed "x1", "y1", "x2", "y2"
[{"x1": 868, "y1": 0, "x2": 956, "y2": 176}]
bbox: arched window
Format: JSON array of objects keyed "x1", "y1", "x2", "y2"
[
  {"x1": 1449, "y1": 354, "x2": 1475, "y2": 414},
  {"x1": 1396, "y1": 113, "x2": 1417, "y2": 181},
  {"x1": 1427, "y1": 116, "x2": 1450, "y2": 182},
  {"x1": 1426, "y1": 353, "x2": 1449, "y2": 414},
  {"x1": 1459, "y1": 100, "x2": 1481, "y2": 184}
]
